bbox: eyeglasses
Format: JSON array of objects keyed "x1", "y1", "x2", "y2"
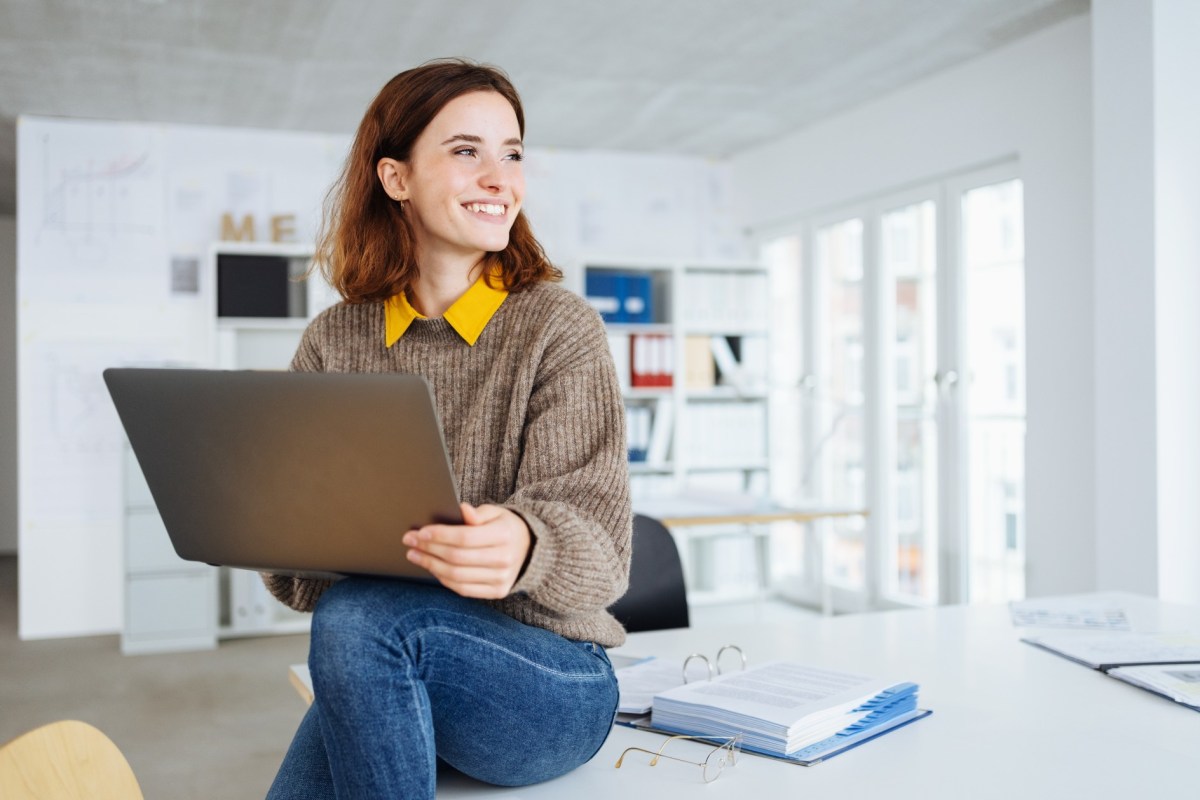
[{"x1": 614, "y1": 734, "x2": 743, "y2": 783}]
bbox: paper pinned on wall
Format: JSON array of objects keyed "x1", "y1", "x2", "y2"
[{"x1": 17, "y1": 118, "x2": 168, "y2": 303}]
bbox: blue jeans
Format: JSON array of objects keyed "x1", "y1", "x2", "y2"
[{"x1": 267, "y1": 577, "x2": 619, "y2": 799}]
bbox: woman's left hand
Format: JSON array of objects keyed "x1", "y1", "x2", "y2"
[{"x1": 402, "y1": 503, "x2": 532, "y2": 599}]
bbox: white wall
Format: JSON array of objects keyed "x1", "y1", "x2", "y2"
[
  {"x1": 1094, "y1": 0, "x2": 1200, "y2": 605},
  {"x1": 0, "y1": 214, "x2": 15, "y2": 554},
  {"x1": 729, "y1": 17, "x2": 1096, "y2": 597},
  {"x1": 1092, "y1": 1, "x2": 1159, "y2": 598},
  {"x1": 1152, "y1": 1, "x2": 1200, "y2": 606}
]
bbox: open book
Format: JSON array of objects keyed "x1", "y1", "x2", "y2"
[{"x1": 618, "y1": 659, "x2": 928, "y2": 766}]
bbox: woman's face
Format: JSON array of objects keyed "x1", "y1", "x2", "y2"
[{"x1": 387, "y1": 90, "x2": 525, "y2": 267}]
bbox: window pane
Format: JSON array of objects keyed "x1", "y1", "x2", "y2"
[
  {"x1": 761, "y1": 235, "x2": 810, "y2": 588},
  {"x1": 883, "y1": 201, "x2": 937, "y2": 602},
  {"x1": 814, "y1": 219, "x2": 865, "y2": 589},
  {"x1": 962, "y1": 179, "x2": 1026, "y2": 603}
]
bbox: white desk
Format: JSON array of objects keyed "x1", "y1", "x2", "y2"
[
  {"x1": 633, "y1": 492, "x2": 867, "y2": 606},
  {"x1": 436, "y1": 593, "x2": 1198, "y2": 799}
]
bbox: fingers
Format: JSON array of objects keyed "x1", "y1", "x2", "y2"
[
  {"x1": 460, "y1": 502, "x2": 481, "y2": 525},
  {"x1": 406, "y1": 544, "x2": 521, "y2": 599},
  {"x1": 404, "y1": 522, "x2": 504, "y2": 551},
  {"x1": 402, "y1": 505, "x2": 531, "y2": 599}
]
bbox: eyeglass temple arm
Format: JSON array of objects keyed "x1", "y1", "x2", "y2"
[{"x1": 614, "y1": 746, "x2": 703, "y2": 769}]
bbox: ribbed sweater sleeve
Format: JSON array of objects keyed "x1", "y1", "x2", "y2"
[{"x1": 503, "y1": 309, "x2": 631, "y2": 613}]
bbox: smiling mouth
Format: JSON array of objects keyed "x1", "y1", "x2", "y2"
[{"x1": 463, "y1": 202, "x2": 507, "y2": 217}]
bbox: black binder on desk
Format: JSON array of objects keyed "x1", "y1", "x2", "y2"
[
  {"x1": 615, "y1": 658, "x2": 930, "y2": 766},
  {"x1": 620, "y1": 707, "x2": 931, "y2": 767},
  {"x1": 1106, "y1": 664, "x2": 1200, "y2": 712},
  {"x1": 1020, "y1": 630, "x2": 1200, "y2": 671},
  {"x1": 1021, "y1": 631, "x2": 1200, "y2": 712}
]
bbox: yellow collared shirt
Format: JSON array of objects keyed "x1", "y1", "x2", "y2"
[{"x1": 384, "y1": 272, "x2": 509, "y2": 348}]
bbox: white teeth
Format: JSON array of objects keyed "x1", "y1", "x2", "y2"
[{"x1": 465, "y1": 202, "x2": 505, "y2": 216}]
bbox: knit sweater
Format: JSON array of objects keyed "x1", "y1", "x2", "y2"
[{"x1": 261, "y1": 281, "x2": 633, "y2": 647}]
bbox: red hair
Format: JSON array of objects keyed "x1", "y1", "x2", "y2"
[{"x1": 316, "y1": 59, "x2": 560, "y2": 303}]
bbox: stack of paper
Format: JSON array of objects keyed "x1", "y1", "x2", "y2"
[
  {"x1": 648, "y1": 661, "x2": 923, "y2": 760},
  {"x1": 615, "y1": 657, "x2": 688, "y2": 715}
]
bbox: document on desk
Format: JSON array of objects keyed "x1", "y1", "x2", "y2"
[
  {"x1": 1107, "y1": 663, "x2": 1200, "y2": 711},
  {"x1": 644, "y1": 660, "x2": 927, "y2": 764},
  {"x1": 615, "y1": 657, "x2": 685, "y2": 714},
  {"x1": 1021, "y1": 631, "x2": 1200, "y2": 670},
  {"x1": 1009, "y1": 600, "x2": 1130, "y2": 630}
]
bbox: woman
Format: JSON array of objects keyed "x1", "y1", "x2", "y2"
[{"x1": 264, "y1": 59, "x2": 632, "y2": 798}]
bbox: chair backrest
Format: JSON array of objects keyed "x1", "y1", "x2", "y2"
[
  {"x1": 607, "y1": 513, "x2": 690, "y2": 633},
  {"x1": 0, "y1": 720, "x2": 144, "y2": 800}
]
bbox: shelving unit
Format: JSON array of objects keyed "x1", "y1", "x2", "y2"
[
  {"x1": 579, "y1": 258, "x2": 775, "y2": 603},
  {"x1": 580, "y1": 258, "x2": 772, "y2": 491},
  {"x1": 121, "y1": 242, "x2": 338, "y2": 649},
  {"x1": 211, "y1": 242, "x2": 335, "y2": 639}
]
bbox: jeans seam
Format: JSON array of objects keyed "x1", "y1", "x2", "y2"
[{"x1": 397, "y1": 625, "x2": 613, "y2": 680}]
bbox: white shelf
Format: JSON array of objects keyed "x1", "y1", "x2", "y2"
[
  {"x1": 624, "y1": 387, "x2": 673, "y2": 401},
  {"x1": 606, "y1": 322, "x2": 674, "y2": 335},
  {"x1": 629, "y1": 461, "x2": 674, "y2": 475},
  {"x1": 683, "y1": 325, "x2": 769, "y2": 337},
  {"x1": 216, "y1": 317, "x2": 308, "y2": 331},
  {"x1": 686, "y1": 462, "x2": 770, "y2": 473},
  {"x1": 685, "y1": 387, "x2": 769, "y2": 401},
  {"x1": 683, "y1": 262, "x2": 769, "y2": 274}
]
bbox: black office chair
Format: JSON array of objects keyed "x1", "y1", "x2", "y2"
[{"x1": 607, "y1": 513, "x2": 690, "y2": 633}]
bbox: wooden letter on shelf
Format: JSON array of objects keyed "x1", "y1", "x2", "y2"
[
  {"x1": 270, "y1": 214, "x2": 297, "y2": 243},
  {"x1": 220, "y1": 212, "x2": 256, "y2": 242}
]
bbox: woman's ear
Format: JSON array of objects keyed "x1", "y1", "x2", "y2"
[{"x1": 377, "y1": 157, "x2": 408, "y2": 202}]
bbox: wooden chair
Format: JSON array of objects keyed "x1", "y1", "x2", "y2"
[
  {"x1": 607, "y1": 513, "x2": 690, "y2": 633},
  {"x1": 0, "y1": 720, "x2": 144, "y2": 800}
]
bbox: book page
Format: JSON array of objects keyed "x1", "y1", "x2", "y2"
[
  {"x1": 656, "y1": 661, "x2": 890, "y2": 727},
  {"x1": 615, "y1": 658, "x2": 686, "y2": 714}
]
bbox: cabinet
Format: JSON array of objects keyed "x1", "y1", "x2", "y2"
[
  {"x1": 121, "y1": 445, "x2": 218, "y2": 654},
  {"x1": 580, "y1": 259, "x2": 775, "y2": 602}
]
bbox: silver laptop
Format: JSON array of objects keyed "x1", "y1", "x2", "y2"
[{"x1": 103, "y1": 368, "x2": 463, "y2": 579}]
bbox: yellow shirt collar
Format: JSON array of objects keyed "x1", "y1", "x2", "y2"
[{"x1": 384, "y1": 271, "x2": 509, "y2": 348}]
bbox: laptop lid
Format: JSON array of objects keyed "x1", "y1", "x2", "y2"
[{"x1": 103, "y1": 368, "x2": 463, "y2": 579}]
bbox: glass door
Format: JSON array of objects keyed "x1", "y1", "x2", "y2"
[
  {"x1": 759, "y1": 166, "x2": 1025, "y2": 612},
  {"x1": 812, "y1": 218, "x2": 867, "y2": 602},
  {"x1": 881, "y1": 199, "x2": 939, "y2": 604},
  {"x1": 960, "y1": 178, "x2": 1027, "y2": 604}
]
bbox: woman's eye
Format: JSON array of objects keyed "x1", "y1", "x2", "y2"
[
  {"x1": 505, "y1": 152, "x2": 525, "y2": 162},
  {"x1": 454, "y1": 147, "x2": 476, "y2": 157}
]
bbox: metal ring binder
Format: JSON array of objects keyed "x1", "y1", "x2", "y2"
[{"x1": 682, "y1": 644, "x2": 747, "y2": 683}]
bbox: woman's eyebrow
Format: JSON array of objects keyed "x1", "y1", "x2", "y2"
[{"x1": 440, "y1": 133, "x2": 523, "y2": 148}]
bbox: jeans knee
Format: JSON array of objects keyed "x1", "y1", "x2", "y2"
[{"x1": 308, "y1": 579, "x2": 388, "y2": 681}]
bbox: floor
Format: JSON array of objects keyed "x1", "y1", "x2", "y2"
[{"x1": 0, "y1": 556, "x2": 815, "y2": 797}]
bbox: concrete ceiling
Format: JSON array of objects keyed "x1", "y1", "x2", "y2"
[{"x1": 0, "y1": 0, "x2": 1089, "y2": 217}]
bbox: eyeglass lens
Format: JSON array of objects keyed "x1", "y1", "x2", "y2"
[{"x1": 702, "y1": 740, "x2": 737, "y2": 783}]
